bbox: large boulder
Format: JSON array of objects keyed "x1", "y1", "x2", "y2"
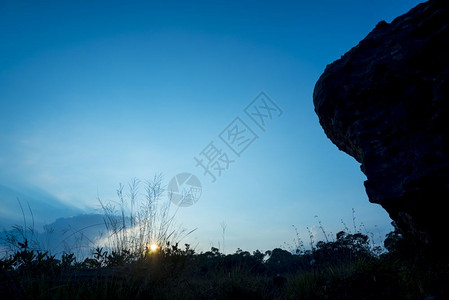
[{"x1": 313, "y1": 0, "x2": 449, "y2": 247}]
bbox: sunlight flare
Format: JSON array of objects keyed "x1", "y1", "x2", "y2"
[
  {"x1": 150, "y1": 244, "x2": 158, "y2": 252},
  {"x1": 146, "y1": 243, "x2": 159, "y2": 255}
]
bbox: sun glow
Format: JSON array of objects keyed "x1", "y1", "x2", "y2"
[
  {"x1": 150, "y1": 244, "x2": 158, "y2": 252},
  {"x1": 145, "y1": 243, "x2": 159, "y2": 255}
]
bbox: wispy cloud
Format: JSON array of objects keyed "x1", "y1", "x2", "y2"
[{"x1": 0, "y1": 184, "x2": 83, "y2": 230}]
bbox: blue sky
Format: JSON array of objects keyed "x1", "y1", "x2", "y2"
[{"x1": 0, "y1": 0, "x2": 423, "y2": 254}]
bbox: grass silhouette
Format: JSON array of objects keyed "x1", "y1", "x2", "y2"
[
  {"x1": 97, "y1": 175, "x2": 196, "y2": 261},
  {"x1": 2, "y1": 222, "x2": 448, "y2": 299},
  {"x1": 1, "y1": 181, "x2": 448, "y2": 299}
]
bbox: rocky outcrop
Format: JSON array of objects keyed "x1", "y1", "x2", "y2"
[{"x1": 313, "y1": 0, "x2": 449, "y2": 247}]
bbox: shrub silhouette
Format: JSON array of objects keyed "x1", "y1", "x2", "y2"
[
  {"x1": 1, "y1": 225, "x2": 448, "y2": 299},
  {"x1": 2, "y1": 201, "x2": 449, "y2": 299},
  {"x1": 314, "y1": 231, "x2": 373, "y2": 265}
]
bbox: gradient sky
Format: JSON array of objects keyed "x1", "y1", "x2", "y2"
[{"x1": 0, "y1": 0, "x2": 424, "y2": 254}]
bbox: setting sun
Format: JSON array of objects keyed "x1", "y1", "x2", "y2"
[{"x1": 150, "y1": 244, "x2": 158, "y2": 252}]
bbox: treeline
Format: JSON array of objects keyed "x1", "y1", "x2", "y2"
[{"x1": 1, "y1": 224, "x2": 448, "y2": 299}]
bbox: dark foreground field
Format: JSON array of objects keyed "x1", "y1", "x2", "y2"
[{"x1": 1, "y1": 227, "x2": 448, "y2": 300}]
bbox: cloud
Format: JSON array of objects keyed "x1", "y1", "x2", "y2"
[
  {"x1": 0, "y1": 213, "x2": 106, "y2": 258},
  {"x1": 0, "y1": 183, "x2": 83, "y2": 230}
]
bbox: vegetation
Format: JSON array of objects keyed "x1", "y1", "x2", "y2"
[
  {"x1": 97, "y1": 175, "x2": 196, "y2": 259},
  {"x1": 1, "y1": 179, "x2": 448, "y2": 299},
  {"x1": 1, "y1": 222, "x2": 448, "y2": 299}
]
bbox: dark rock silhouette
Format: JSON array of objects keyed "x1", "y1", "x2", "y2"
[{"x1": 313, "y1": 0, "x2": 449, "y2": 248}]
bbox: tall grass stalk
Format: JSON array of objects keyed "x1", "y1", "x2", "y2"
[
  {"x1": 0, "y1": 199, "x2": 41, "y2": 254},
  {"x1": 98, "y1": 174, "x2": 195, "y2": 257}
]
